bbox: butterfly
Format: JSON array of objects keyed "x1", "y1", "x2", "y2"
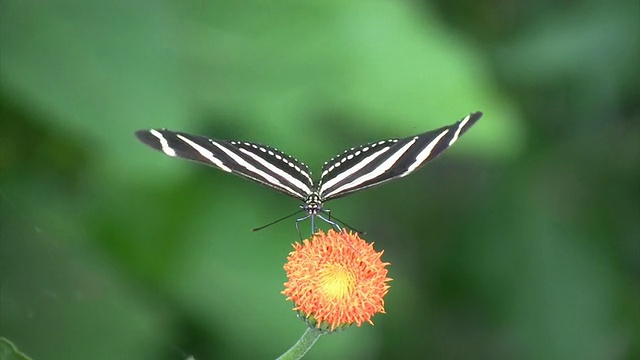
[{"x1": 136, "y1": 111, "x2": 482, "y2": 233}]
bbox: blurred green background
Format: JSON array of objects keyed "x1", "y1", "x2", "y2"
[{"x1": 1, "y1": 1, "x2": 638, "y2": 359}]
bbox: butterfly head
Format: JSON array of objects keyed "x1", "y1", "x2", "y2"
[{"x1": 302, "y1": 192, "x2": 323, "y2": 215}]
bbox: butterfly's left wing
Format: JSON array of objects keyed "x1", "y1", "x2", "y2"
[
  {"x1": 318, "y1": 112, "x2": 482, "y2": 201},
  {"x1": 135, "y1": 129, "x2": 314, "y2": 200}
]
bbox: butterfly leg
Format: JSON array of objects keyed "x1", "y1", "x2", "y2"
[
  {"x1": 319, "y1": 210, "x2": 366, "y2": 235},
  {"x1": 316, "y1": 213, "x2": 343, "y2": 233},
  {"x1": 294, "y1": 220, "x2": 303, "y2": 240},
  {"x1": 295, "y1": 214, "x2": 313, "y2": 239}
]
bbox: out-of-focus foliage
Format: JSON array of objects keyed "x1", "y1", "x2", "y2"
[
  {"x1": 0, "y1": 337, "x2": 32, "y2": 360},
  {"x1": 1, "y1": 1, "x2": 637, "y2": 359}
]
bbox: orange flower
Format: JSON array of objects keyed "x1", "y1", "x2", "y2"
[{"x1": 282, "y1": 229, "x2": 392, "y2": 332}]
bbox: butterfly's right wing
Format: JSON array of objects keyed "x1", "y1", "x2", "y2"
[
  {"x1": 317, "y1": 112, "x2": 482, "y2": 201},
  {"x1": 135, "y1": 129, "x2": 313, "y2": 200}
]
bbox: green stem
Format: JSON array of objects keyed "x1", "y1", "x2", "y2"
[{"x1": 276, "y1": 327, "x2": 324, "y2": 360}]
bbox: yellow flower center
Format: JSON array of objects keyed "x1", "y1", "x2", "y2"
[{"x1": 318, "y1": 264, "x2": 356, "y2": 300}]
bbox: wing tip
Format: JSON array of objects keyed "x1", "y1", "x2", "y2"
[
  {"x1": 134, "y1": 129, "x2": 157, "y2": 145},
  {"x1": 134, "y1": 129, "x2": 168, "y2": 152},
  {"x1": 469, "y1": 111, "x2": 483, "y2": 122},
  {"x1": 459, "y1": 111, "x2": 483, "y2": 131},
  {"x1": 134, "y1": 129, "x2": 150, "y2": 140}
]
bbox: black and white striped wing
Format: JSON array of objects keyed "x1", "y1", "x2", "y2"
[
  {"x1": 318, "y1": 112, "x2": 482, "y2": 201},
  {"x1": 135, "y1": 129, "x2": 314, "y2": 200}
]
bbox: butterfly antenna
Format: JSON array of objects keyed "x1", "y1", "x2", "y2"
[{"x1": 252, "y1": 209, "x2": 304, "y2": 232}]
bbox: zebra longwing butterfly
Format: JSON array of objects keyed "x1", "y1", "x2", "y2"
[{"x1": 136, "y1": 111, "x2": 482, "y2": 232}]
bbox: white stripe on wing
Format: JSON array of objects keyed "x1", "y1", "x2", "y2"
[
  {"x1": 402, "y1": 129, "x2": 449, "y2": 176},
  {"x1": 239, "y1": 148, "x2": 312, "y2": 195},
  {"x1": 321, "y1": 138, "x2": 417, "y2": 199},
  {"x1": 319, "y1": 146, "x2": 391, "y2": 195},
  {"x1": 150, "y1": 129, "x2": 177, "y2": 157}
]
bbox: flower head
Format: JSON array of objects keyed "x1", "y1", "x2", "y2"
[{"x1": 282, "y1": 229, "x2": 392, "y2": 332}]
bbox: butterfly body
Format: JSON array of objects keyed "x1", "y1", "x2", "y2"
[{"x1": 136, "y1": 111, "x2": 483, "y2": 231}]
